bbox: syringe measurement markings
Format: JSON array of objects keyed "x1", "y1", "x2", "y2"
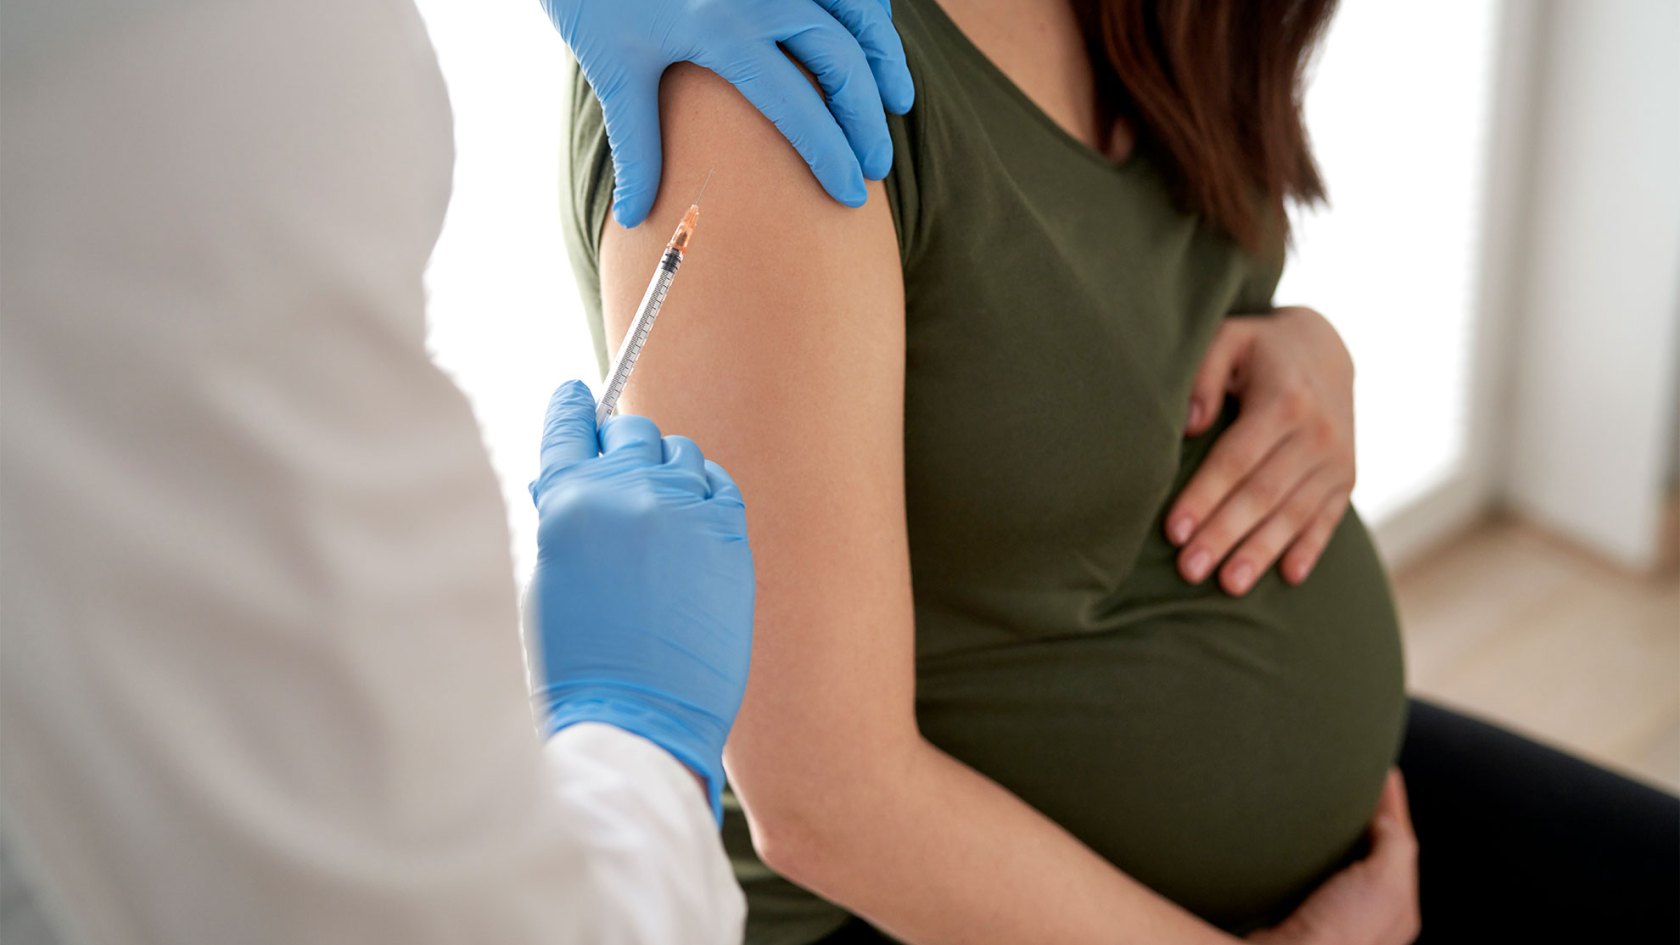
[
  {"x1": 595, "y1": 187, "x2": 705, "y2": 425},
  {"x1": 608, "y1": 283, "x2": 669, "y2": 392},
  {"x1": 597, "y1": 266, "x2": 677, "y2": 423}
]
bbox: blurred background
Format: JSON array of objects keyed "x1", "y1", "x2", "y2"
[
  {"x1": 412, "y1": 0, "x2": 1680, "y2": 793},
  {"x1": 3, "y1": 1, "x2": 1677, "y2": 943}
]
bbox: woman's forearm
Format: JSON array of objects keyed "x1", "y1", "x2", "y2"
[{"x1": 749, "y1": 737, "x2": 1238, "y2": 945}]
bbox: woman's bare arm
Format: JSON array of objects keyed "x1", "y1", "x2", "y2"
[{"x1": 597, "y1": 64, "x2": 1237, "y2": 945}]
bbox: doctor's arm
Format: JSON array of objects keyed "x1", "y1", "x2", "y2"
[
  {"x1": 0, "y1": 5, "x2": 741, "y2": 944},
  {"x1": 597, "y1": 64, "x2": 1241, "y2": 945}
]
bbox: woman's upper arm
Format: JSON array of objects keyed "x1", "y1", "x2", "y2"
[{"x1": 596, "y1": 64, "x2": 916, "y2": 819}]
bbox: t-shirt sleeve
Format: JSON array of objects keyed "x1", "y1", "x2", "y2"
[{"x1": 562, "y1": 63, "x2": 615, "y2": 379}]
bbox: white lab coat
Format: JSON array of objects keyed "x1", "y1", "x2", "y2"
[{"x1": 0, "y1": 1, "x2": 746, "y2": 943}]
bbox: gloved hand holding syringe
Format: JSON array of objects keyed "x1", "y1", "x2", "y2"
[
  {"x1": 595, "y1": 172, "x2": 712, "y2": 425},
  {"x1": 542, "y1": 171, "x2": 744, "y2": 824}
]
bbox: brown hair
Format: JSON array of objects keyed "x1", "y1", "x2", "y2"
[{"x1": 1071, "y1": 0, "x2": 1337, "y2": 252}]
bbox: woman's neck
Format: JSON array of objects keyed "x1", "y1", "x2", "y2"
[{"x1": 934, "y1": 0, "x2": 1135, "y2": 163}]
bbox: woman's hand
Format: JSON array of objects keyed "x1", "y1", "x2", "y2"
[
  {"x1": 1165, "y1": 306, "x2": 1356, "y2": 595},
  {"x1": 1247, "y1": 769, "x2": 1421, "y2": 945}
]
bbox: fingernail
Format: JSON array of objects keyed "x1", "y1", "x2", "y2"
[
  {"x1": 1227, "y1": 561, "x2": 1255, "y2": 594},
  {"x1": 1186, "y1": 401, "x2": 1204, "y2": 430},
  {"x1": 1184, "y1": 549, "x2": 1212, "y2": 583},
  {"x1": 1167, "y1": 515, "x2": 1194, "y2": 545}
]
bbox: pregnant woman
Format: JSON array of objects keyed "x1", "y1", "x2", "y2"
[{"x1": 562, "y1": 0, "x2": 1680, "y2": 941}]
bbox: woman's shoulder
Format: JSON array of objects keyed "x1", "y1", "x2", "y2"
[
  {"x1": 562, "y1": 1, "x2": 975, "y2": 279},
  {"x1": 563, "y1": 56, "x2": 914, "y2": 369}
]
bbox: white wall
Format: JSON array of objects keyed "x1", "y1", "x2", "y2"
[
  {"x1": 1279, "y1": 0, "x2": 1503, "y2": 529},
  {"x1": 1503, "y1": 0, "x2": 1680, "y2": 571},
  {"x1": 1668, "y1": 320, "x2": 1680, "y2": 487},
  {"x1": 415, "y1": 0, "x2": 589, "y2": 579},
  {"x1": 1360, "y1": 0, "x2": 1548, "y2": 568}
]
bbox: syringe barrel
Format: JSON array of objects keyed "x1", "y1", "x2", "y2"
[{"x1": 596, "y1": 247, "x2": 684, "y2": 425}]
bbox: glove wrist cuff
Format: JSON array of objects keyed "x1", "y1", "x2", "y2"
[{"x1": 544, "y1": 690, "x2": 727, "y2": 824}]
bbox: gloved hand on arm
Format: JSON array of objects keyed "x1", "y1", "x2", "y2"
[
  {"x1": 526, "y1": 381, "x2": 755, "y2": 822},
  {"x1": 541, "y1": 0, "x2": 915, "y2": 227}
]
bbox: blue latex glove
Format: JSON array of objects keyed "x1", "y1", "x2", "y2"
[
  {"x1": 542, "y1": 0, "x2": 915, "y2": 227},
  {"x1": 526, "y1": 381, "x2": 755, "y2": 821}
]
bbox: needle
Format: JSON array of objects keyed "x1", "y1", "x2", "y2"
[{"x1": 595, "y1": 171, "x2": 714, "y2": 425}]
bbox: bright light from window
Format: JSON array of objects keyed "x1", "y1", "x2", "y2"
[
  {"x1": 414, "y1": 0, "x2": 596, "y2": 578},
  {"x1": 1279, "y1": 0, "x2": 1502, "y2": 520}
]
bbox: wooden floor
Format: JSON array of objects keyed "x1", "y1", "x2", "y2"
[{"x1": 1391, "y1": 511, "x2": 1680, "y2": 794}]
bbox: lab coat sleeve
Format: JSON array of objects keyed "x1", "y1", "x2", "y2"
[
  {"x1": 0, "y1": 1, "x2": 743, "y2": 943},
  {"x1": 543, "y1": 725, "x2": 748, "y2": 944}
]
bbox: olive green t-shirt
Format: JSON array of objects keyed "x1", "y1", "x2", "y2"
[{"x1": 564, "y1": 0, "x2": 1406, "y2": 939}]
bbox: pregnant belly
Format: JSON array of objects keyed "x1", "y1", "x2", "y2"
[{"x1": 913, "y1": 510, "x2": 1407, "y2": 933}]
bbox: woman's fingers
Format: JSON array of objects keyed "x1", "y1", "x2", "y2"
[
  {"x1": 1366, "y1": 770, "x2": 1421, "y2": 942},
  {"x1": 1166, "y1": 397, "x2": 1287, "y2": 548},
  {"x1": 1183, "y1": 318, "x2": 1253, "y2": 436},
  {"x1": 1243, "y1": 769, "x2": 1420, "y2": 945},
  {"x1": 1364, "y1": 769, "x2": 1418, "y2": 888},
  {"x1": 1369, "y1": 770, "x2": 1421, "y2": 941},
  {"x1": 1172, "y1": 307, "x2": 1358, "y2": 594},
  {"x1": 1218, "y1": 466, "x2": 1344, "y2": 595},
  {"x1": 1280, "y1": 489, "x2": 1352, "y2": 585},
  {"x1": 1374, "y1": 768, "x2": 1415, "y2": 836},
  {"x1": 1246, "y1": 770, "x2": 1419, "y2": 945},
  {"x1": 1174, "y1": 421, "x2": 1310, "y2": 586}
]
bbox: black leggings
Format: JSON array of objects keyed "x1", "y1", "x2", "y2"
[
  {"x1": 814, "y1": 698, "x2": 1680, "y2": 944},
  {"x1": 1398, "y1": 697, "x2": 1679, "y2": 943}
]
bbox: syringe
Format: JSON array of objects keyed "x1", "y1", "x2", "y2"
[{"x1": 595, "y1": 178, "x2": 709, "y2": 426}]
